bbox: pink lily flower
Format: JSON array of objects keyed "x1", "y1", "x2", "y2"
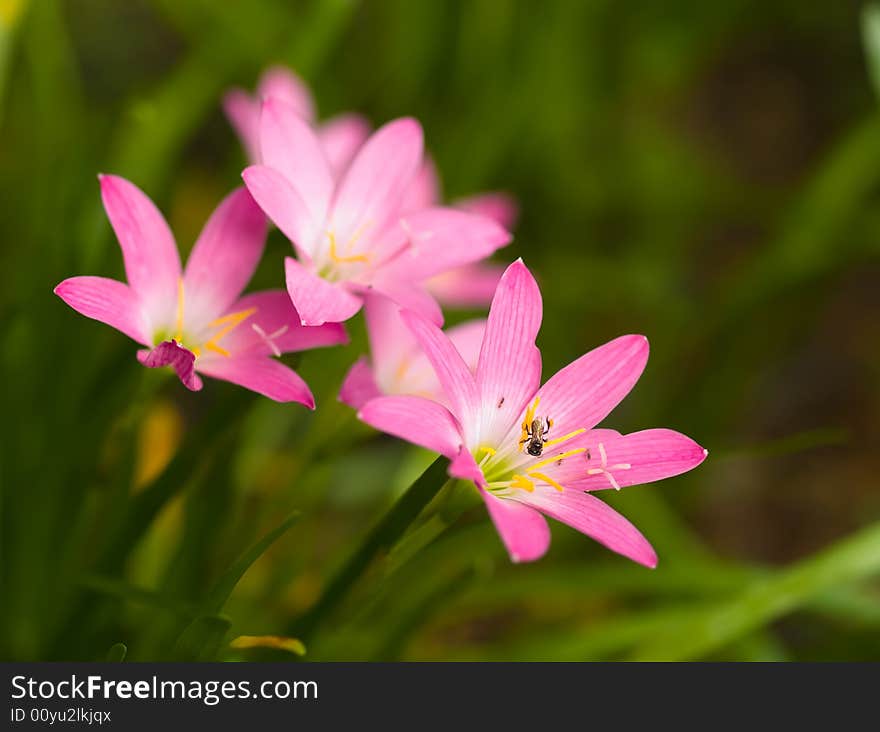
[
  {"x1": 54, "y1": 175, "x2": 347, "y2": 405},
  {"x1": 224, "y1": 66, "x2": 370, "y2": 175},
  {"x1": 403, "y1": 155, "x2": 518, "y2": 308},
  {"x1": 339, "y1": 293, "x2": 486, "y2": 410},
  {"x1": 358, "y1": 260, "x2": 707, "y2": 565},
  {"x1": 242, "y1": 98, "x2": 511, "y2": 327}
]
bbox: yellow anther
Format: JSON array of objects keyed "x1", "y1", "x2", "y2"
[
  {"x1": 328, "y1": 231, "x2": 370, "y2": 264},
  {"x1": 205, "y1": 342, "x2": 230, "y2": 357},
  {"x1": 478, "y1": 446, "x2": 497, "y2": 457},
  {"x1": 543, "y1": 428, "x2": 587, "y2": 448},
  {"x1": 510, "y1": 474, "x2": 535, "y2": 492},
  {"x1": 520, "y1": 395, "x2": 541, "y2": 443},
  {"x1": 203, "y1": 307, "x2": 257, "y2": 358},
  {"x1": 175, "y1": 278, "x2": 185, "y2": 342},
  {"x1": 527, "y1": 471, "x2": 565, "y2": 493},
  {"x1": 529, "y1": 447, "x2": 586, "y2": 471}
]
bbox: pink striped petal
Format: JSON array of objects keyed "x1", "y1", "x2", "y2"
[
  {"x1": 183, "y1": 188, "x2": 266, "y2": 324},
  {"x1": 567, "y1": 429, "x2": 707, "y2": 492},
  {"x1": 54, "y1": 276, "x2": 148, "y2": 345},
  {"x1": 392, "y1": 207, "x2": 511, "y2": 281},
  {"x1": 260, "y1": 97, "x2": 333, "y2": 226},
  {"x1": 339, "y1": 357, "x2": 381, "y2": 409},
  {"x1": 372, "y1": 279, "x2": 443, "y2": 326},
  {"x1": 99, "y1": 175, "x2": 181, "y2": 325},
  {"x1": 402, "y1": 157, "x2": 441, "y2": 213},
  {"x1": 197, "y1": 355, "x2": 314, "y2": 406},
  {"x1": 221, "y1": 290, "x2": 348, "y2": 356},
  {"x1": 137, "y1": 340, "x2": 202, "y2": 391},
  {"x1": 284, "y1": 257, "x2": 362, "y2": 326},
  {"x1": 455, "y1": 191, "x2": 519, "y2": 229},
  {"x1": 512, "y1": 488, "x2": 657, "y2": 567},
  {"x1": 330, "y1": 117, "x2": 423, "y2": 245},
  {"x1": 358, "y1": 395, "x2": 463, "y2": 458},
  {"x1": 223, "y1": 89, "x2": 260, "y2": 163},
  {"x1": 535, "y1": 334, "x2": 649, "y2": 434},
  {"x1": 446, "y1": 319, "x2": 487, "y2": 371},
  {"x1": 243, "y1": 165, "x2": 319, "y2": 261},
  {"x1": 257, "y1": 66, "x2": 315, "y2": 122},
  {"x1": 476, "y1": 260, "x2": 543, "y2": 445},
  {"x1": 317, "y1": 113, "x2": 371, "y2": 175},
  {"x1": 481, "y1": 490, "x2": 551, "y2": 563},
  {"x1": 362, "y1": 293, "x2": 413, "y2": 388},
  {"x1": 426, "y1": 262, "x2": 505, "y2": 307},
  {"x1": 450, "y1": 448, "x2": 486, "y2": 486},
  {"x1": 400, "y1": 309, "x2": 481, "y2": 437}
]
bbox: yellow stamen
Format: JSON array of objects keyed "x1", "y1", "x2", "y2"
[
  {"x1": 205, "y1": 342, "x2": 230, "y2": 357},
  {"x1": 328, "y1": 231, "x2": 370, "y2": 264},
  {"x1": 530, "y1": 447, "x2": 586, "y2": 471},
  {"x1": 543, "y1": 427, "x2": 587, "y2": 447},
  {"x1": 520, "y1": 395, "x2": 541, "y2": 443},
  {"x1": 175, "y1": 278, "x2": 185, "y2": 341},
  {"x1": 202, "y1": 307, "x2": 257, "y2": 357},
  {"x1": 510, "y1": 474, "x2": 535, "y2": 492},
  {"x1": 478, "y1": 446, "x2": 496, "y2": 457},
  {"x1": 527, "y1": 471, "x2": 565, "y2": 492}
]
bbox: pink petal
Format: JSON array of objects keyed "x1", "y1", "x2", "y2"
[
  {"x1": 317, "y1": 113, "x2": 371, "y2": 175},
  {"x1": 330, "y1": 117, "x2": 423, "y2": 246},
  {"x1": 223, "y1": 89, "x2": 260, "y2": 163},
  {"x1": 197, "y1": 355, "x2": 315, "y2": 406},
  {"x1": 371, "y1": 279, "x2": 444, "y2": 327},
  {"x1": 567, "y1": 429, "x2": 708, "y2": 492},
  {"x1": 400, "y1": 309, "x2": 481, "y2": 438},
  {"x1": 445, "y1": 319, "x2": 487, "y2": 372},
  {"x1": 257, "y1": 66, "x2": 315, "y2": 122},
  {"x1": 99, "y1": 175, "x2": 181, "y2": 326},
  {"x1": 358, "y1": 395, "x2": 463, "y2": 458},
  {"x1": 402, "y1": 157, "x2": 441, "y2": 213},
  {"x1": 260, "y1": 97, "x2": 333, "y2": 226},
  {"x1": 455, "y1": 191, "x2": 519, "y2": 230},
  {"x1": 536, "y1": 334, "x2": 649, "y2": 434},
  {"x1": 242, "y1": 165, "x2": 319, "y2": 261},
  {"x1": 362, "y1": 293, "x2": 415, "y2": 388},
  {"x1": 481, "y1": 489, "x2": 551, "y2": 563},
  {"x1": 339, "y1": 356, "x2": 381, "y2": 409},
  {"x1": 220, "y1": 290, "x2": 348, "y2": 356},
  {"x1": 425, "y1": 262, "x2": 505, "y2": 308},
  {"x1": 183, "y1": 187, "x2": 267, "y2": 324},
  {"x1": 392, "y1": 207, "x2": 511, "y2": 281},
  {"x1": 54, "y1": 276, "x2": 148, "y2": 345},
  {"x1": 476, "y1": 259, "x2": 543, "y2": 446},
  {"x1": 284, "y1": 256, "x2": 362, "y2": 326},
  {"x1": 137, "y1": 340, "x2": 202, "y2": 391},
  {"x1": 449, "y1": 448, "x2": 486, "y2": 486},
  {"x1": 512, "y1": 488, "x2": 657, "y2": 567}
]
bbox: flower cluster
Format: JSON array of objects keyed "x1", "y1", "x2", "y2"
[{"x1": 55, "y1": 67, "x2": 706, "y2": 565}]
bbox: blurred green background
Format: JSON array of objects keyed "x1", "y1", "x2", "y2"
[{"x1": 2, "y1": 0, "x2": 879, "y2": 662}]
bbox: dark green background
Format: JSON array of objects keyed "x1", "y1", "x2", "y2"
[{"x1": 1, "y1": 0, "x2": 878, "y2": 661}]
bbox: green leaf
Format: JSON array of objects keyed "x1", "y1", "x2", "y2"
[
  {"x1": 105, "y1": 643, "x2": 127, "y2": 662},
  {"x1": 632, "y1": 519, "x2": 880, "y2": 660},
  {"x1": 290, "y1": 457, "x2": 450, "y2": 641},
  {"x1": 203, "y1": 511, "x2": 302, "y2": 616},
  {"x1": 863, "y1": 4, "x2": 880, "y2": 99}
]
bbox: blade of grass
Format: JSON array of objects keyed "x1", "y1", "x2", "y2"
[{"x1": 632, "y1": 519, "x2": 880, "y2": 660}]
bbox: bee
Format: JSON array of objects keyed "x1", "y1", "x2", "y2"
[{"x1": 521, "y1": 416, "x2": 552, "y2": 457}]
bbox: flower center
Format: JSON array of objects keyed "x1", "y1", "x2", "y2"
[
  {"x1": 318, "y1": 227, "x2": 372, "y2": 281},
  {"x1": 156, "y1": 278, "x2": 257, "y2": 358},
  {"x1": 474, "y1": 396, "x2": 635, "y2": 494}
]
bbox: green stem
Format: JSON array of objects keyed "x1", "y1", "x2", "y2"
[{"x1": 290, "y1": 457, "x2": 450, "y2": 641}]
